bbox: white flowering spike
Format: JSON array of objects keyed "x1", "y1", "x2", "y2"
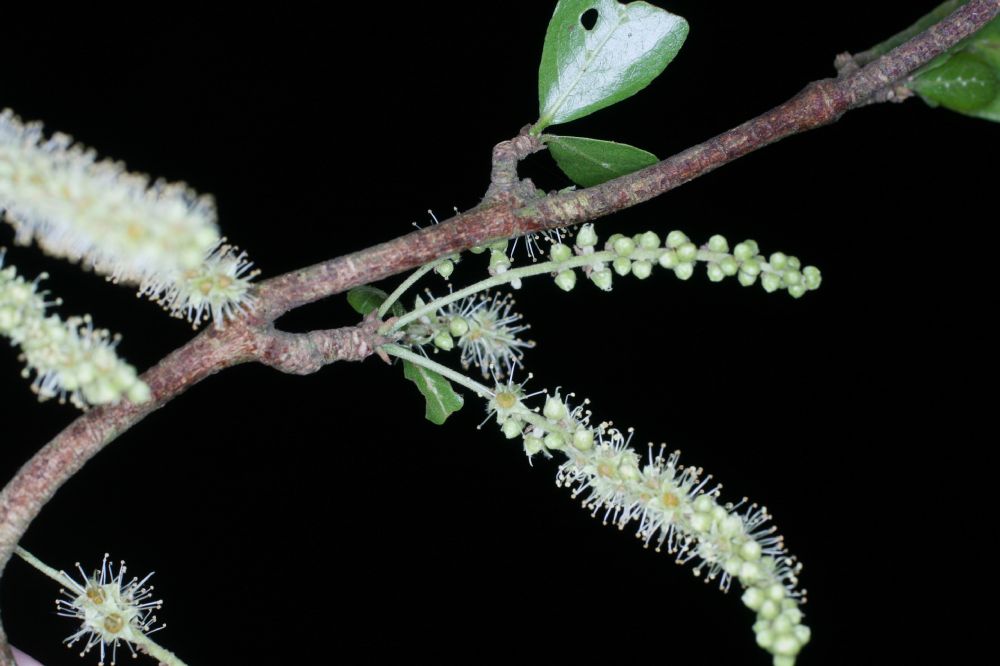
[
  {"x1": 56, "y1": 554, "x2": 164, "y2": 665},
  {"x1": 1, "y1": 251, "x2": 149, "y2": 408},
  {"x1": 138, "y1": 241, "x2": 258, "y2": 329},
  {"x1": 485, "y1": 385, "x2": 810, "y2": 664},
  {"x1": 0, "y1": 108, "x2": 219, "y2": 285}
]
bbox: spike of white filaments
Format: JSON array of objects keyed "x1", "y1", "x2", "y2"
[
  {"x1": 0, "y1": 109, "x2": 257, "y2": 328},
  {"x1": 0, "y1": 250, "x2": 149, "y2": 408},
  {"x1": 490, "y1": 383, "x2": 812, "y2": 665}
]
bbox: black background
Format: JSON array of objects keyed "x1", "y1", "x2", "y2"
[{"x1": 1, "y1": 2, "x2": 988, "y2": 664}]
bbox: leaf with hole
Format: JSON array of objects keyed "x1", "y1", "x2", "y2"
[
  {"x1": 402, "y1": 360, "x2": 465, "y2": 425},
  {"x1": 545, "y1": 135, "x2": 658, "y2": 187},
  {"x1": 536, "y1": 0, "x2": 688, "y2": 130},
  {"x1": 346, "y1": 285, "x2": 405, "y2": 317}
]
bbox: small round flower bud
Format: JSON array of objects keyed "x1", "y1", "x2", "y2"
[
  {"x1": 605, "y1": 233, "x2": 625, "y2": 251},
  {"x1": 769, "y1": 252, "x2": 788, "y2": 270},
  {"x1": 740, "y1": 540, "x2": 762, "y2": 561},
  {"x1": 666, "y1": 230, "x2": 689, "y2": 248},
  {"x1": 631, "y1": 260, "x2": 653, "y2": 280},
  {"x1": 782, "y1": 269, "x2": 802, "y2": 287},
  {"x1": 676, "y1": 242, "x2": 698, "y2": 263},
  {"x1": 435, "y1": 260, "x2": 454, "y2": 278},
  {"x1": 787, "y1": 255, "x2": 801, "y2": 270},
  {"x1": 639, "y1": 231, "x2": 661, "y2": 249},
  {"x1": 449, "y1": 317, "x2": 470, "y2": 337},
  {"x1": 658, "y1": 250, "x2": 679, "y2": 269},
  {"x1": 794, "y1": 625, "x2": 811, "y2": 644},
  {"x1": 739, "y1": 561, "x2": 762, "y2": 582},
  {"x1": 489, "y1": 250, "x2": 511, "y2": 270},
  {"x1": 767, "y1": 583, "x2": 786, "y2": 601},
  {"x1": 708, "y1": 234, "x2": 729, "y2": 253},
  {"x1": 502, "y1": 418, "x2": 523, "y2": 439},
  {"x1": 433, "y1": 331, "x2": 454, "y2": 351},
  {"x1": 613, "y1": 236, "x2": 636, "y2": 257},
  {"x1": 733, "y1": 240, "x2": 758, "y2": 261},
  {"x1": 544, "y1": 432, "x2": 564, "y2": 450},
  {"x1": 788, "y1": 284, "x2": 807, "y2": 299},
  {"x1": 612, "y1": 256, "x2": 632, "y2": 276},
  {"x1": 742, "y1": 587, "x2": 765, "y2": 610},
  {"x1": 720, "y1": 256, "x2": 739, "y2": 276},
  {"x1": 572, "y1": 428, "x2": 594, "y2": 451},
  {"x1": 740, "y1": 258, "x2": 762, "y2": 276},
  {"x1": 761, "y1": 273, "x2": 781, "y2": 293},
  {"x1": 544, "y1": 396, "x2": 567, "y2": 420},
  {"x1": 772, "y1": 635, "x2": 802, "y2": 657},
  {"x1": 706, "y1": 263, "x2": 725, "y2": 282},
  {"x1": 523, "y1": 435, "x2": 544, "y2": 457},
  {"x1": 554, "y1": 269, "x2": 577, "y2": 291},
  {"x1": 693, "y1": 494, "x2": 714, "y2": 513},
  {"x1": 469, "y1": 245, "x2": 487, "y2": 254},
  {"x1": 738, "y1": 271, "x2": 757, "y2": 287},
  {"x1": 590, "y1": 269, "x2": 613, "y2": 291},
  {"x1": 576, "y1": 224, "x2": 598, "y2": 247},
  {"x1": 673, "y1": 263, "x2": 694, "y2": 281},
  {"x1": 755, "y1": 629, "x2": 775, "y2": 649},
  {"x1": 803, "y1": 266, "x2": 822, "y2": 290},
  {"x1": 550, "y1": 243, "x2": 573, "y2": 263},
  {"x1": 759, "y1": 599, "x2": 780, "y2": 620}
]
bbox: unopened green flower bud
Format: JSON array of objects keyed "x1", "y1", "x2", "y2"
[
  {"x1": 738, "y1": 271, "x2": 757, "y2": 287},
  {"x1": 658, "y1": 250, "x2": 679, "y2": 269},
  {"x1": 769, "y1": 252, "x2": 788, "y2": 270},
  {"x1": 631, "y1": 260, "x2": 653, "y2": 280},
  {"x1": 576, "y1": 224, "x2": 598, "y2": 247},
  {"x1": 612, "y1": 256, "x2": 632, "y2": 276},
  {"x1": 572, "y1": 428, "x2": 594, "y2": 451},
  {"x1": 708, "y1": 234, "x2": 729, "y2": 253},
  {"x1": 502, "y1": 418, "x2": 523, "y2": 439},
  {"x1": 435, "y1": 259, "x2": 454, "y2": 278},
  {"x1": 666, "y1": 230, "x2": 689, "y2": 248},
  {"x1": 469, "y1": 245, "x2": 487, "y2": 254},
  {"x1": 550, "y1": 243, "x2": 573, "y2": 263},
  {"x1": 543, "y1": 396, "x2": 567, "y2": 420},
  {"x1": 788, "y1": 284, "x2": 807, "y2": 299},
  {"x1": 676, "y1": 242, "x2": 698, "y2": 263},
  {"x1": 787, "y1": 256, "x2": 801, "y2": 271},
  {"x1": 433, "y1": 331, "x2": 454, "y2": 350},
  {"x1": 613, "y1": 236, "x2": 636, "y2": 257},
  {"x1": 803, "y1": 266, "x2": 822, "y2": 290},
  {"x1": 733, "y1": 240, "x2": 758, "y2": 261},
  {"x1": 761, "y1": 273, "x2": 782, "y2": 293},
  {"x1": 782, "y1": 270, "x2": 802, "y2": 287},
  {"x1": 590, "y1": 269, "x2": 613, "y2": 291},
  {"x1": 523, "y1": 436, "x2": 544, "y2": 457},
  {"x1": 742, "y1": 587, "x2": 765, "y2": 610},
  {"x1": 489, "y1": 250, "x2": 510, "y2": 269},
  {"x1": 673, "y1": 263, "x2": 694, "y2": 281},
  {"x1": 639, "y1": 231, "x2": 661, "y2": 249},
  {"x1": 449, "y1": 317, "x2": 469, "y2": 337},
  {"x1": 605, "y1": 233, "x2": 625, "y2": 251},
  {"x1": 706, "y1": 263, "x2": 725, "y2": 282},
  {"x1": 555, "y1": 269, "x2": 577, "y2": 292},
  {"x1": 720, "y1": 256, "x2": 739, "y2": 276},
  {"x1": 740, "y1": 258, "x2": 762, "y2": 276},
  {"x1": 544, "y1": 432, "x2": 564, "y2": 450}
]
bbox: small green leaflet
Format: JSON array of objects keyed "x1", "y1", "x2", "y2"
[
  {"x1": 545, "y1": 135, "x2": 658, "y2": 187},
  {"x1": 346, "y1": 285, "x2": 463, "y2": 425},
  {"x1": 346, "y1": 285, "x2": 405, "y2": 317},
  {"x1": 402, "y1": 360, "x2": 464, "y2": 425},
  {"x1": 536, "y1": 0, "x2": 688, "y2": 130}
]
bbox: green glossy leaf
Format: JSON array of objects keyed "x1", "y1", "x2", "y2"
[
  {"x1": 402, "y1": 360, "x2": 464, "y2": 425},
  {"x1": 914, "y1": 51, "x2": 999, "y2": 114},
  {"x1": 537, "y1": 0, "x2": 688, "y2": 129},
  {"x1": 545, "y1": 135, "x2": 658, "y2": 187},
  {"x1": 346, "y1": 285, "x2": 405, "y2": 317}
]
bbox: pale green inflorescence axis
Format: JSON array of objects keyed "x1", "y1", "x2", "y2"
[
  {"x1": 15, "y1": 548, "x2": 187, "y2": 666},
  {"x1": 375, "y1": 222, "x2": 820, "y2": 665}
]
